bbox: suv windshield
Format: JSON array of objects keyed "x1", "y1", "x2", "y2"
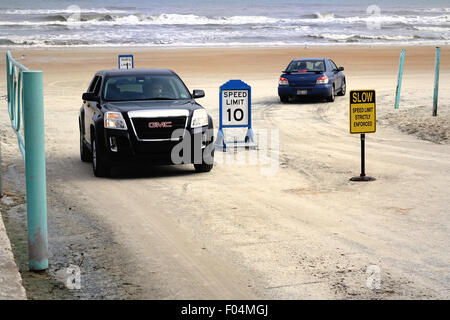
[
  {"x1": 103, "y1": 75, "x2": 191, "y2": 101},
  {"x1": 286, "y1": 60, "x2": 325, "y2": 73}
]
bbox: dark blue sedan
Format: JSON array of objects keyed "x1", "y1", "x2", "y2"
[{"x1": 278, "y1": 58, "x2": 346, "y2": 103}]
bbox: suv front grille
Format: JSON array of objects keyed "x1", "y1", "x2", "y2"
[{"x1": 131, "y1": 116, "x2": 187, "y2": 140}]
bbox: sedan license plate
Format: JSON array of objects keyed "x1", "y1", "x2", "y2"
[{"x1": 297, "y1": 89, "x2": 308, "y2": 95}]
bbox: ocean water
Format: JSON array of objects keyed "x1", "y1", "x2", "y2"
[{"x1": 0, "y1": 0, "x2": 449, "y2": 47}]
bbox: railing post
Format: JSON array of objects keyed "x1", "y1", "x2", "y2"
[
  {"x1": 433, "y1": 47, "x2": 440, "y2": 117},
  {"x1": 395, "y1": 49, "x2": 405, "y2": 109},
  {"x1": 0, "y1": 140, "x2": 3, "y2": 198},
  {"x1": 22, "y1": 70, "x2": 48, "y2": 271}
]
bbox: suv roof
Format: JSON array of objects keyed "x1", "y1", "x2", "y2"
[{"x1": 96, "y1": 68, "x2": 176, "y2": 77}]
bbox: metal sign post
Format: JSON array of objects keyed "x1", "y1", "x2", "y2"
[
  {"x1": 214, "y1": 80, "x2": 256, "y2": 151},
  {"x1": 349, "y1": 90, "x2": 376, "y2": 182},
  {"x1": 118, "y1": 54, "x2": 134, "y2": 69}
]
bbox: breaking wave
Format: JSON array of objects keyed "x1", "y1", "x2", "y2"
[
  {"x1": 0, "y1": 4, "x2": 449, "y2": 48},
  {"x1": 308, "y1": 33, "x2": 426, "y2": 42},
  {"x1": 0, "y1": 12, "x2": 449, "y2": 27}
]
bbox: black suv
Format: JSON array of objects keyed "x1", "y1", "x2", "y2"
[{"x1": 79, "y1": 68, "x2": 214, "y2": 177}]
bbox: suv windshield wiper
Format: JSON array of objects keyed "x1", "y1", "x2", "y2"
[
  {"x1": 103, "y1": 97, "x2": 180, "y2": 102},
  {"x1": 137, "y1": 97, "x2": 180, "y2": 101}
]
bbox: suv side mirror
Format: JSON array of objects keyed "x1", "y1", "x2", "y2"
[
  {"x1": 338, "y1": 67, "x2": 344, "y2": 72},
  {"x1": 82, "y1": 92, "x2": 100, "y2": 102},
  {"x1": 192, "y1": 89, "x2": 205, "y2": 99}
]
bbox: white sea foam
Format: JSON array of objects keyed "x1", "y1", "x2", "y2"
[
  {"x1": 0, "y1": 13, "x2": 449, "y2": 27},
  {"x1": 357, "y1": 34, "x2": 418, "y2": 41},
  {"x1": 309, "y1": 33, "x2": 420, "y2": 41},
  {"x1": 1, "y1": 8, "x2": 126, "y2": 14},
  {"x1": 413, "y1": 26, "x2": 450, "y2": 32},
  {"x1": 0, "y1": 14, "x2": 281, "y2": 26},
  {"x1": 2, "y1": 39, "x2": 449, "y2": 48},
  {"x1": 310, "y1": 33, "x2": 354, "y2": 41},
  {"x1": 420, "y1": 8, "x2": 450, "y2": 13},
  {"x1": 312, "y1": 13, "x2": 335, "y2": 19},
  {"x1": 148, "y1": 13, "x2": 279, "y2": 25}
]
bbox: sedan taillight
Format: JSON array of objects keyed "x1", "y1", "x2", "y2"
[
  {"x1": 316, "y1": 76, "x2": 329, "y2": 84},
  {"x1": 279, "y1": 77, "x2": 289, "y2": 85}
]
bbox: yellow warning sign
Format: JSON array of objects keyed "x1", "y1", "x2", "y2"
[{"x1": 350, "y1": 90, "x2": 376, "y2": 134}]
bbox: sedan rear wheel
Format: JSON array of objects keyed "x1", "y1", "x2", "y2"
[
  {"x1": 280, "y1": 95, "x2": 289, "y2": 103},
  {"x1": 337, "y1": 79, "x2": 346, "y2": 96},
  {"x1": 327, "y1": 85, "x2": 335, "y2": 102}
]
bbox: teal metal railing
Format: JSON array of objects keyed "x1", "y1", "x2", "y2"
[
  {"x1": 5, "y1": 51, "x2": 48, "y2": 271},
  {"x1": 6, "y1": 51, "x2": 27, "y2": 157}
]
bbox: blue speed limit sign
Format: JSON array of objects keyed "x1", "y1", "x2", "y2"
[
  {"x1": 215, "y1": 80, "x2": 256, "y2": 151},
  {"x1": 118, "y1": 54, "x2": 134, "y2": 69},
  {"x1": 222, "y1": 89, "x2": 249, "y2": 126}
]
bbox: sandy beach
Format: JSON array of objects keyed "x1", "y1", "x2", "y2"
[{"x1": 1, "y1": 45, "x2": 449, "y2": 299}]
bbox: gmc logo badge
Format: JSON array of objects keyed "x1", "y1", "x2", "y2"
[{"x1": 148, "y1": 121, "x2": 172, "y2": 128}]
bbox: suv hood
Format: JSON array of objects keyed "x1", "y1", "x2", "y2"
[{"x1": 103, "y1": 99, "x2": 202, "y2": 113}]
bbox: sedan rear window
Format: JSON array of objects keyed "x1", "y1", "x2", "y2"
[
  {"x1": 103, "y1": 75, "x2": 191, "y2": 101},
  {"x1": 287, "y1": 60, "x2": 325, "y2": 73}
]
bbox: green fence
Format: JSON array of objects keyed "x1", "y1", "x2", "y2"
[{"x1": 5, "y1": 51, "x2": 48, "y2": 271}]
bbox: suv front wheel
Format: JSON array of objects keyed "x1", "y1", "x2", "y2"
[
  {"x1": 92, "y1": 132, "x2": 111, "y2": 177},
  {"x1": 80, "y1": 121, "x2": 92, "y2": 163},
  {"x1": 194, "y1": 144, "x2": 214, "y2": 173}
]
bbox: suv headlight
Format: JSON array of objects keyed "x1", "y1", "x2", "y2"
[
  {"x1": 104, "y1": 112, "x2": 127, "y2": 130},
  {"x1": 191, "y1": 109, "x2": 208, "y2": 128}
]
